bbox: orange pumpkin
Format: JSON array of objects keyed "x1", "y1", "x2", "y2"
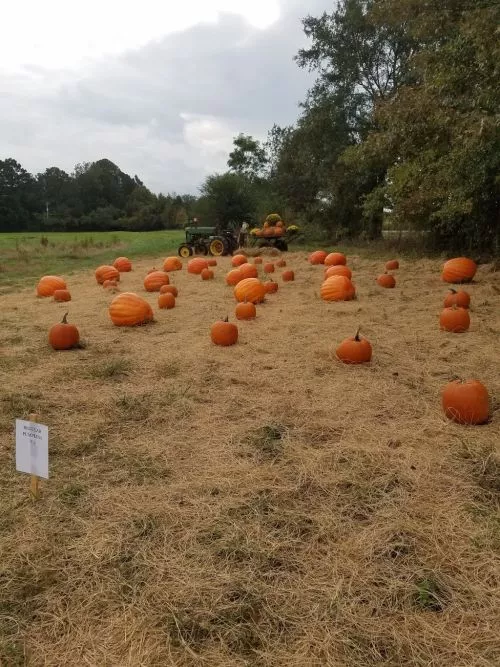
[
  {"x1": 103, "y1": 279, "x2": 118, "y2": 290},
  {"x1": 158, "y1": 293, "x2": 176, "y2": 309},
  {"x1": 144, "y1": 271, "x2": 169, "y2": 292},
  {"x1": 211, "y1": 318, "x2": 238, "y2": 346},
  {"x1": 377, "y1": 273, "x2": 396, "y2": 288},
  {"x1": 95, "y1": 265, "x2": 120, "y2": 285},
  {"x1": 253, "y1": 257, "x2": 263, "y2": 265},
  {"x1": 324, "y1": 252, "x2": 347, "y2": 266},
  {"x1": 336, "y1": 328, "x2": 372, "y2": 364},
  {"x1": 160, "y1": 285, "x2": 178, "y2": 297},
  {"x1": 385, "y1": 259, "x2": 399, "y2": 270},
  {"x1": 321, "y1": 276, "x2": 356, "y2": 301},
  {"x1": 109, "y1": 292, "x2": 153, "y2": 327},
  {"x1": 231, "y1": 254, "x2": 248, "y2": 267},
  {"x1": 226, "y1": 269, "x2": 244, "y2": 286},
  {"x1": 239, "y1": 264, "x2": 258, "y2": 279},
  {"x1": 188, "y1": 258, "x2": 209, "y2": 274},
  {"x1": 234, "y1": 278, "x2": 266, "y2": 304},
  {"x1": 264, "y1": 263, "x2": 275, "y2": 273},
  {"x1": 36, "y1": 275, "x2": 67, "y2": 297},
  {"x1": 264, "y1": 280, "x2": 278, "y2": 294},
  {"x1": 113, "y1": 257, "x2": 132, "y2": 272},
  {"x1": 442, "y1": 380, "x2": 489, "y2": 425},
  {"x1": 48, "y1": 313, "x2": 80, "y2": 350},
  {"x1": 444, "y1": 289, "x2": 470, "y2": 309},
  {"x1": 439, "y1": 307, "x2": 470, "y2": 333},
  {"x1": 276, "y1": 259, "x2": 286, "y2": 268},
  {"x1": 442, "y1": 257, "x2": 477, "y2": 284},
  {"x1": 282, "y1": 270, "x2": 295, "y2": 282},
  {"x1": 235, "y1": 301, "x2": 257, "y2": 320},
  {"x1": 53, "y1": 289, "x2": 71, "y2": 302},
  {"x1": 201, "y1": 268, "x2": 214, "y2": 280},
  {"x1": 324, "y1": 265, "x2": 352, "y2": 280},
  {"x1": 309, "y1": 251, "x2": 328, "y2": 265},
  {"x1": 163, "y1": 257, "x2": 183, "y2": 272},
  {"x1": 207, "y1": 259, "x2": 217, "y2": 267}
]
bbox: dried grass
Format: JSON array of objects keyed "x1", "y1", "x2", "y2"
[{"x1": 0, "y1": 253, "x2": 499, "y2": 666}]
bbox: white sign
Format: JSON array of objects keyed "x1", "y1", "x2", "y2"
[{"x1": 15, "y1": 419, "x2": 49, "y2": 479}]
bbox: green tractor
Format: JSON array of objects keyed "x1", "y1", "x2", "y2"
[{"x1": 177, "y1": 223, "x2": 239, "y2": 258}]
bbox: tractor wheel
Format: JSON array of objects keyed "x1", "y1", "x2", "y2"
[
  {"x1": 178, "y1": 244, "x2": 193, "y2": 258},
  {"x1": 209, "y1": 237, "x2": 226, "y2": 256},
  {"x1": 194, "y1": 242, "x2": 208, "y2": 256},
  {"x1": 275, "y1": 239, "x2": 288, "y2": 252}
]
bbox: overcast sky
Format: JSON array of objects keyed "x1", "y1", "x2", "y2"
[{"x1": 0, "y1": 0, "x2": 329, "y2": 194}]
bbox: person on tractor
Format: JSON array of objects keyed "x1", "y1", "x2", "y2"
[{"x1": 238, "y1": 221, "x2": 249, "y2": 248}]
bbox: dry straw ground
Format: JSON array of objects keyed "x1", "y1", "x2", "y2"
[{"x1": 0, "y1": 250, "x2": 499, "y2": 667}]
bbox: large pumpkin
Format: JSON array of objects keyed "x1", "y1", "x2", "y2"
[
  {"x1": 324, "y1": 252, "x2": 347, "y2": 266},
  {"x1": 239, "y1": 264, "x2": 258, "y2": 279},
  {"x1": 163, "y1": 257, "x2": 183, "y2": 272},
  {"x1": 109, "y1": 292, "x2": 153, "y2": 326},
  {"x1": 325, "y1": 265, "x2": 352, "y2": 280},
  {"x1": 442, "y1": 257, "x2": 477, "y2": 284},
  {"x1": 53, "y1": 289, "x2": 71, "y2": 302},
  {"x1": 234, "y1": 278, "x2": 266, "y2": 304},
  {"x1": 442, "y1": 380, "x2": 489, "y2": 425},
  {"x1": 144, "y1": 271, "x2": 169, "y2": 292},
  {"x1": 188, "y1": 258, "x2": 209, "y2": 274},
  {"x1": 320, "y1": 276, "x2": 356, "y2": 301},
  {"x1": 231, "y1": 254, "x2": 248, "y2": 267},
  {"x1": 226, "y1": 269, "x2": 244, "y2": 286},
  {"x1": 113, "y1": 257, "x2": 132, "y2": 272},
  {"x1": 309, "y1": 251, "x2": 328, "y2": 265},
  {"x1": 36, "y1": 275, "x2": 67, "y2": 297},
  {"x1": 95, "y1": 265, "x2": 120, "y2": 285}
]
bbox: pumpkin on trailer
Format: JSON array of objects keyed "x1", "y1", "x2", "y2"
[
  {"x1": 113, "y1": 257, "x2": 132, "y2": 272},
  {"x1": 53, "y1": 289, "x2": 71, "y2": 302},
  {"x1": 226, "y1": 269, "x2": 244, "y2": 286},
  {"x1": 325, "y1": 265, "x2": 352, "y2": 280},
  {"x1": 163, "y1": 256, "x2": 183, "y2": 272},
  {"x1": 264, "y1": 279, "x2": 278, "y2": 294},
  {"x1": 385, "y1": 259, "x2": 399, "y2": 270},
  {"x1": 321, "y1": 275, "x2": 356, "y2": 301},
  {"x1": 253, "y1": 257, "x2": 263, "y2": 265},
  {"x1": 235, "y1": 301, "x2": 257, "y2": 320},
  {"x1": 160, "y1": 285, "x2": 178, "y2": 297},
  {"x1": 276, "y1": 259, "x2": 286, "y2": 268},
  {"x1": 211, "y1": 317, "x2": 238, "y2": 346},
  {"x1": 282, "y1": 270, "x2": 295, "y2": 282},
  {"x1": 442, "y1": 379, "x2": 489, "y2": 425},
  {"x1": 234, "y1": 278, "x2": 266, "y2": 304},
  {"x1": 95, "y1": 265, "x2": 120, "y2": 285},
  {"x1": 36, "y1": 275, "x2": 67, "y2": 297},
  {"x1": 239, "y1": 263, "x2": 258, "y2": 279},
  {"x1": 439, "y1": 307, "x2": 470, "y2": 333},
  {"x1": 144, "y1": 271, "x2": 169, "y2": 292},
  {"x1": 201, "y1": 268, "x2": 214, "y2": 280},
  {"x1": 231, "y1": 254, "x2": 248, "y2": 267},
  {"x1": 264, "y1": 262, "x2": 275, "y2": 273},
  {"x1": 442, "y1": 257, "x2": 477, "y2": 283},
  {"x1": 444, "y1": 289, "x2": 470, "y2": 309},
  {"x1": 109, "y1": 292, "x2": 153, "y2": 326},
  {"x1": 309, "y1": 250, "x2": 328, "y2": 265},
  {"x1": 207, "y1": 258, "x2": 217, "y2": 267},
  {"x1": 377, "y1": 273, "x2": 396, "y2": 288},
  {"x1": 158, "y1": 293, "x2": 176, "y2": 309},
  {"x1": 48, "y1": 313, "x2": 80, "y2": 350},
  {"x1": 336, "y1": 328, "x2": 372, "y2": 364},
  {"x1": 187, "y1": 258, "x2": 209, "y2": 274},
  {"x1": 324, "y1": 252, "x2": 347, "y2": 266}
]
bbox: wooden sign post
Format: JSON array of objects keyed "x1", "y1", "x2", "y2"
[{"x1": 15, "y1": 413, "x2": 49, "y2": 499}]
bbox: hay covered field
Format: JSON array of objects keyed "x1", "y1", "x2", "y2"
[{"x1": 1, "y1": 250, "x2": 499, "y2": 666}]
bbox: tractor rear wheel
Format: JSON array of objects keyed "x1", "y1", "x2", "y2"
[
  {"x1": 178, "y1": 244, "x2": 193, "y2": 258},
  {"x1": 209, "y1": 237, "x2": 226, "y2": 256}
]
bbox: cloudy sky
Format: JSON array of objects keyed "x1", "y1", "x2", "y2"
[{"x1": 0, "y1": 0, "x2": 329, "y2": 194}]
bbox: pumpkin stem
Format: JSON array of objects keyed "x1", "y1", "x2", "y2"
[
  {"x1": 354, "y1": 327, "x2": 361, "y2": 341},
  {"x1": 224, "y1": 316, "x2": 229, "y2": 322},
  {"x1": 62, "y1": 312, "x2": 69, "y2": 324},
  {"x1": 449, "y1": 288, "x2": 457, "y2": 294}
]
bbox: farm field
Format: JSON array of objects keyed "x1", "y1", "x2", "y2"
[{"x1": 0, "y1": 250, "x2": 499, "y2": 666}]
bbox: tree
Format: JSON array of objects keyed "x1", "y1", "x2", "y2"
[
  {"x1": 0, "y1": 159, "x2": 41, "y2": 231},
  {"x1": 228, "y1": 134, "x2": 268, "y2": 180},
  {"x1": 199, "y1": 173, "x2": 257, "y2": 228}
]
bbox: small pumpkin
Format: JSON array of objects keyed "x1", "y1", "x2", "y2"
[
  {"x1": 336, "y1": 328, "x2": 372, "y2": 364},
  {"x1": 253, "y1": 257, "x2": 263, "y2": 265},
  {"x1": 201, "y1": 268, "x2": 214, "y2": 280},
  {"x1": 239, "y1": 264, "x2": 258, "y2": 279},
  {"x1": 207, "y1": 258, "x2": 217, "y2": 267},
  {"x1": 211, "y1": 317, "x2": 238, "y2": 346},
  {"x1": 442, "y1": 379, "x2": 489, "y2": 425},
  {"x1": 36, "y1": 275, "x2": 67, "y2": 297},
  {"x1": 48, "y1": 313, "x2": 80, "y2": 350},
  {"x1": 321, "y1": 276, "x2": 356, "y2": 301},
  {"x1": 325, "y1": 265, "x2": 352, "y2": 280},
  {"x1": 95, "y1": 265, "x2": 120, "y2": 285},
  {"x1": 109, "y1": 292, "x2": 153, "y2": 327},
  {"x1": 309, "y1": 250, "x2": 328, "y2": 265},
  {"x1": 385, "y1": 259, "x2": 399, "y2": 270},
  {"x1": 103, "y1": 279, "x2": 118, "y2": 290},
  {"x1": 163, "y1": 257, "x2": 183, "y2": 272},
  {"x1": 160, "y1": 285, "x2": 178, "y2": 297},
  {"x1": 264, "y1": 263, "x2": 275, "y2": 273},
  {"x1": 377, "y1": 273, "x2": 396, "y2": 288},
  {"x1": 53, "y1": 289, "x2": 71, "y2": 302},
  {"x1": 444, "y1": 289, "x2": 470, "y2": 309},
  {"x1": 442, "y1": 257, "x2": 477, "y2": 284},
  {"x1": 439, "y1": 306, "x2": 470, "y2": 333},
  {"x1": 158, "y1": 293, "x2": 176, "y2": 309},
  {"x1": 282, "y1": 270, "x2": 295, "y2": 282},
  {"x1": 144, "y1": 271, "x2": 169, "y2": 292},
  {"x1": 276, "y1": 259, "x2": 286, "y2": 268},
  {"x1": 235, "y1": 300, "x2": 256, "y2": 320},
  {"x1": 188, "y1": 258, "x2": 209, "y2": 274},
  {"x1": 231, "y1": 254, "x2": 248, "y2": 267},
  {"x1": 234, "y1": 278, "x2": 266, "y2": 304},
  {"x1": 226, "y1": 269, "x2": 244, "y2": 286},
  {"x1": 113, "y1": 257, "x2": 132, "y2": 272},
  {"x1": 324, "y1": 252, "x2": 347, "y2": 266},
  {"x1": 264, "y1": 279, "x2": 278, "y2": 294}
]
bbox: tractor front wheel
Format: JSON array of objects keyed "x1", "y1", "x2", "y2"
[{"x1": 178, "y1": 244, "x2": 193, "y2": 258}]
